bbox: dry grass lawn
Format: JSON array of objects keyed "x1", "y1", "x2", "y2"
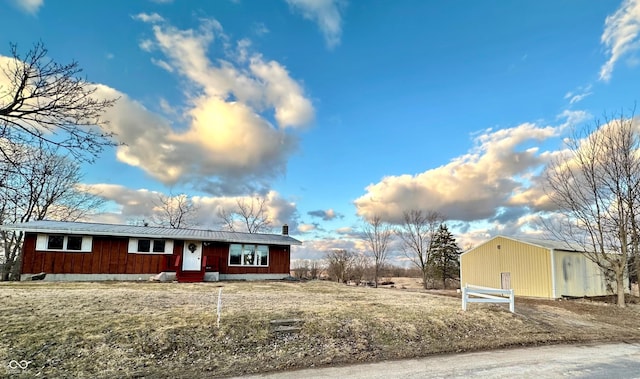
[{"x1": 1, "y1": 280, "x2": 640, "y2": 378}]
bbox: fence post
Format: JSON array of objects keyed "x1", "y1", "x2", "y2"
[
  {"x1": 461, "y1": 285, "x2": 468, "y2": 311},
  {"x1": 509, "y1": 289, "x2": 514, "y2": 313},
  {"x1": 216, "y1": 286, "x2": 223, "y2": 328}
]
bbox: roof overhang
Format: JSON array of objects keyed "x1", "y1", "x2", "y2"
[{"x1": 1, "y1": 221, "x2": 302, "y2": 246}]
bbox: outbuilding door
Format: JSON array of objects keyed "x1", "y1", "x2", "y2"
[
  {"x1": 182, "y1": 241, "x2": 202, "y2": 271},
  {"x1": 501, "y1": 272, "x2": 511, "y2": 290}
]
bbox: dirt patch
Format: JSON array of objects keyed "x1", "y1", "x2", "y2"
[
  {"x1": 1, "y1": 280, "x2": 639, "y2": 378},
  {"x1": 378, "y1": 277, "x2": 425, "y2": 290}
]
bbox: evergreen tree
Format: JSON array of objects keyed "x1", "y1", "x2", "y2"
[{"x1": 430, "y1": 224, "x2": 462, "y2": 289}]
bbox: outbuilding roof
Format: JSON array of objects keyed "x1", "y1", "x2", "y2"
[
  {"x1": 1, "y1": 220, "x2": 302, "y2": 246},
  {"x1": 511, "y1": 236, "x2": 588, "y2": 252}
]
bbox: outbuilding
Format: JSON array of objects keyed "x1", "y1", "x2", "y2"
[
  {"x1": 3, "y1": 220, "x2": 301, "y2": 282},
  {"x1": 460, "y1": 235, "x2": 627, "y2": 299}
]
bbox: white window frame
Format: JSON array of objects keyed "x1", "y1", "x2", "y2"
[
  {"x1": 127, "y1": 238, "x2": 174, "y2": 254},
  {"x1": 228, "y1": 244, "x2": 269, "y2": 267},
  {"x1": 35, "y1": 234, "x2": 93, "y2": 252}
]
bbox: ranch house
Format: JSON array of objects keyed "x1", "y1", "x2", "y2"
[{"x1": 3, "y1": 220, "x2": 301, "y2": 282}]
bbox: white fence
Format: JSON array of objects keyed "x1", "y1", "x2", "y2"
[{"x1": 461, "y1": 284, "x2": 515, "y2": 313}]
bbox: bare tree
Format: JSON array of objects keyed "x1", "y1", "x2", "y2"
[
  {"x1": 545, "y1": 111, "x2": 640, "y2": 307},
  {"x1": 292, "y1": 259, "x2": 309, "y2": 279},
  {"x1": 291, "y1": 259, "x2": 324, "y2": 280},
  {"x1": 348, "y1": 252, "x2": 372, "y2": 284},
  {"x1": 218, "y1": 196, "x2": 272, "y2": 233},
  {"x1": 362, "y1": 215, "x2": 392, "y2": 287},
  {"x1": 151, "y1": 192, "x2": 199, "y2": 229},
  {"x1": 396, "y1": 210, "x2": 444, "y2": 289},
  {"x1": 0, "y1": 143, "x2": 104, "y2": 280},
  {"x1": 0, "y1": 42, "x2": 117, "y2": 165},
  {"x1": 308, "y1": 259, "x2": 322, "y2": 279},
  {"x1": 325, "y1": 249, "x2": 353, "y2": 283}
]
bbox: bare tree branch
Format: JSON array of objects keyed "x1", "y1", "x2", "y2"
[
  {"x1": 544, "y1": 110, "x2": 640, "y2": 306},
  {"x1": 362, "y1": 215, "x2": 392, "y2": 288},
  {"x1": 150, "y1": 191, "x2": 199, "y2": 229},
  {"x1": 0, "y1": 143, "x2": 105, "y2": 280},
  {"x1": 217, "y1": 196, "x2": 272, "y2": 233},
  {"x1": 325, "y1": 249, "x2": 353, "y2": 283},
  {"x1": 0, "y1": 41, "x2": 118, "y2": 163},
  {"x1": 396, "y1": 209, "x2": 444, "y2": 289}
]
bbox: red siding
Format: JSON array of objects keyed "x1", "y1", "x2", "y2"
[
  {"x1": 21, "y1": 234, "x2": 168, "y2": 274},
  {"x1": 21, "y1": 233, "x2": 291, "y2": 275},
  {"x1": 202, "y1": 242, "x2": 290, "y2": 274}
]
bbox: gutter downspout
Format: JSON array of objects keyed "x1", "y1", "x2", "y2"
[{"x1": 550, "y1": 249, "x2": 557, "y2": 299}]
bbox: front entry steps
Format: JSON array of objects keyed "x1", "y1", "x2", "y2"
[
  {"x1": 174, "y1": 254, "x2": 208, "y2": 283},
  {"x1": 176, "y1": 270, "x2": 205, "y2": 283}
]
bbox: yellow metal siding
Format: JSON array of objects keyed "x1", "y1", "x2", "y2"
[{"x1": 460, "y1": 237, "x2": 553, "y2": 298}]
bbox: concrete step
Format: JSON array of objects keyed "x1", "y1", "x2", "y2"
[{"x1": 270, "y1": 318, "x2": 304, "y2": 333}]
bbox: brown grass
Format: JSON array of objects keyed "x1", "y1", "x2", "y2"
[{"x1": 1, "y1": 280, "x2": 639, "y2": 378}]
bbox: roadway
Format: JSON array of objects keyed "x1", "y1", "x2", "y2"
[{"x1": 234, "y1": 342, "x2": 640, "y2": 379}]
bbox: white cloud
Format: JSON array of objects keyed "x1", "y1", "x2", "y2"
[
  {"x1": 253, "y1": 22, "x2": 270, "y2": 36},
  {"x1": 298, "y1": 223, "x2": 317, "y2": 232},
  {"x1": 453, "y1": 212, "x2": 548, "y2": 251},
  {"x1": 354, "y1": 121, "x2": 566, "y2": 224},
  {"x1": 556, "y1": 109, "x2": 591, "y2": 130},
  {"x1": 150, "y1": 58, "x2": 174, "y2": 72},
  {"x1": 194, "y1": 190, "x2": 299, "y2": 229},
  {"x1": 335, "y1": 226, "x2": 352, "y2": 234},
  {"x1": 286, "y1": 0, "x2": 346, "y2": 49},
  {"x1": 11, "y1": 0, "x2": 43, "y2": 14},
  {"x1": 307, "y1": 208, "x2": 341, "y2": 220},
  {"x1": 600, "y1": 0, "x2": 640, "y2": 81},
  {"x1": 95, "y1": 16, "x2": 314, "y2": 193},
  {"x1": 139, "y1": 39, "x2": 154, "y2": 52},
  {"x1": 567, "y1": 93, "x2": 591, "y2": 105},
  {"x1": 140, "y1": 17, "x2": 313, "y2": 129},
  {"x1": 249, "y1": 56, "x2": 315, "y2": 127},
  {"x1": 564, "y1": 84, "x2": 593, "y2": 105},
  {"x1": 83, "y1": 184, "x2": 299, "y2": 231},
  {"x1": 78, "y1": 183, "x2": 158, "y2": 221},
  {"x1": 292, "y1": 236, "x2": 365, "y2": 261},
  {"x1": 158, "y1": 97, "x2": 177, "y2": 115},
  {"x1": 93, "y1": 84, "x2": 300, "y2": 194},
  {"x1": 133, "y1": 12, "x2": 165, "y2": 23}
]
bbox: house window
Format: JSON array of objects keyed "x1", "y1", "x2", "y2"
[
  {"x1": 230, "y1": 244, "x2": 242, "y2": 265},
  {"x1": 152, "y1": 240, "x2": 166, "y2": 253},
  {"x1": 37, "y1": 234, "x2": 92, "y2": 252},
  {"x1": 47, "y1": 235, "x2": 64, "y2": 250},
  {"x1": 138, "y1": 239, "x2": 151, "y2": 253},
  {"x1": 127, "y1": 239, "x2": 173, "y2": 254},
  {"x1": 229, "y1": 244, "x2": 269, "y2": 266},
  {"x1": 66, "y1": 236, "x2": 83, "y2": 251}
]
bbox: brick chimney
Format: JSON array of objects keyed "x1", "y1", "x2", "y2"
[{"x1": 282, "y1": 224, "x2": 289, "y2": 235}]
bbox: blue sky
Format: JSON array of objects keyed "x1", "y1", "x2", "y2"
[{"x1": 2, "y1": 0, "x2": 640, "y2": 263}]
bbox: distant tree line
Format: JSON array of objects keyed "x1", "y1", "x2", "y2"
[{"x1": 308, "y1": 218, "x2": 462, "y2": 289}]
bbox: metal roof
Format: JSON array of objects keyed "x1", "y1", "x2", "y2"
[
  {"x1": 513, "y1": 236, "x2": 589, "y2": 252},
  {"x1": 1, "y1": 220, "x2": 302, "y2": 246}
]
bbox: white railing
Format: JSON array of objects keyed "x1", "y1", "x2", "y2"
[{"x1": 461, "y1": 284, "x2": 515, "y2": 313}]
